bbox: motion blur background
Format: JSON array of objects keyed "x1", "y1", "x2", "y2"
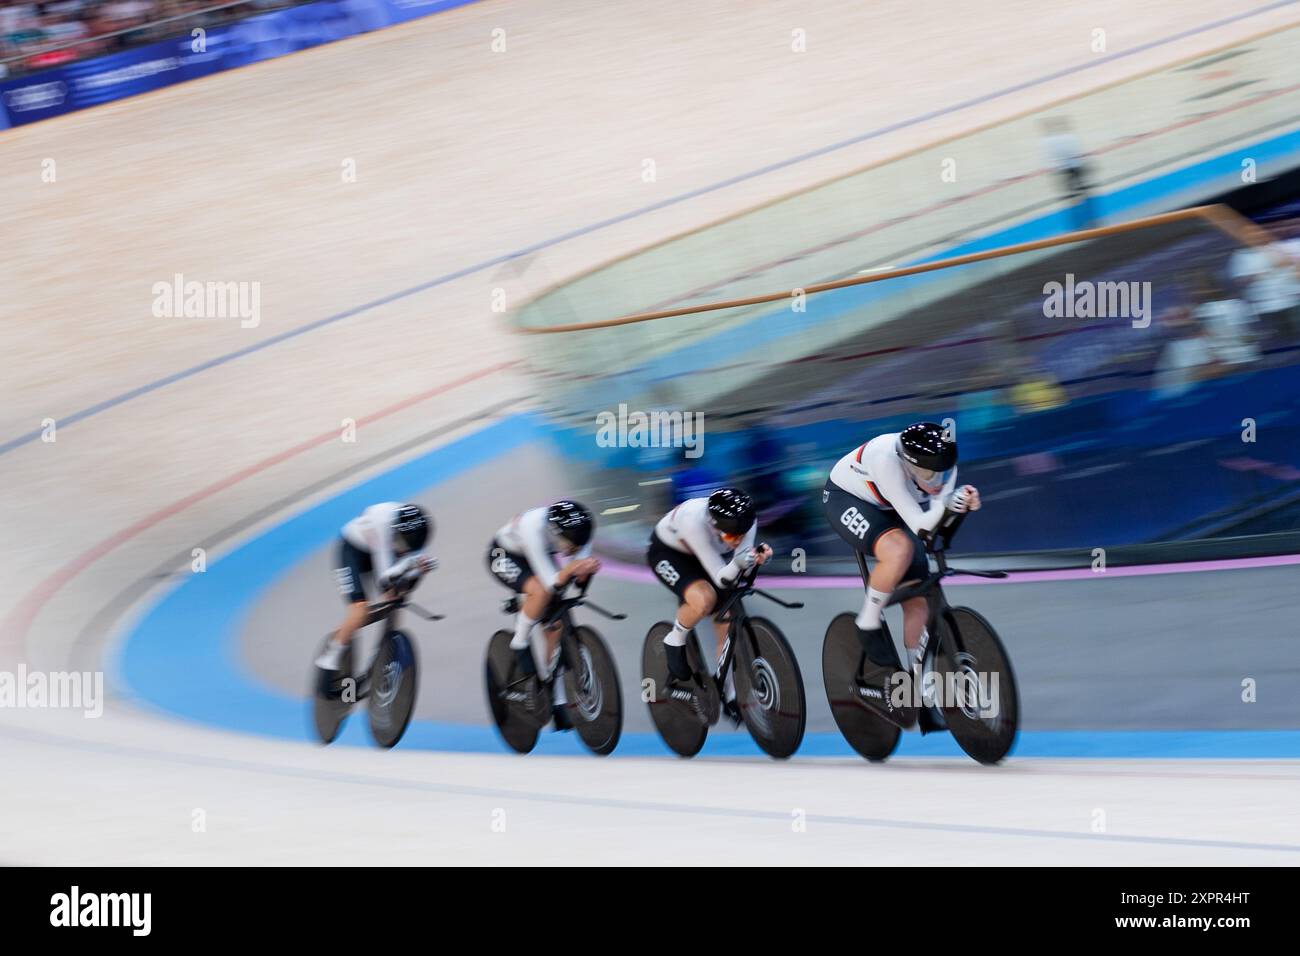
[
  {"x1": 3, "y1": 0, "x2": 1299, "y2": 864},
  {"x1": 518, "y1": 27, "x2": 1300, "y2": 565}
]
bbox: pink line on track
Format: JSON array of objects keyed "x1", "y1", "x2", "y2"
[
  {"x1": 597, "y1": 551, "x2": 1300, "y2": 587},
  {"x1": 1, "y1": 361, "x2": 518, "y2": 660}
]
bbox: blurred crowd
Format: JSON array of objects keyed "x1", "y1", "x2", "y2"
[
  {"x1": 0, "y1": 0, "x2": 300, "y2": 77},
  {"x1": 1150, "y1": 236, "x2": 1300, "y2": 398},
  {"x1": 965, "y1": 229, "x2": 1300, "y2": 415}
]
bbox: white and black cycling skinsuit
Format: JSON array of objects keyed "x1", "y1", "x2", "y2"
[
  {"x1": 486, "y1": 506, "x2": 592, "y2": 596},
  {"x1": 335, "y1": 502, "x2": 424, "y2": 604},
  {"x1": 647, "y1": 496, "x2": 757, "y2": 599},
  {"x1": 647, "y1": 497, "x2": 758, "y2": 691},
  {"x1": 487, "y1": 507, "x2": 593, "y2": 686},
  {"x1": 822, "y1": 433, "x2": 958, "y2": 582}
]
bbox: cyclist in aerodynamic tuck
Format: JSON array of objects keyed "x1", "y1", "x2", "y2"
[
  {"x1": 486, "y1": 500, "x2": 600, "y2": 730},
  {"x1": 822, "y1": 422, "x2": 981, "y2": 713},
  {"x1": 316, "y1": 502, "x2": 436, "y2": 671},
  {"x1": 647, "y1": 487, "x2": 773, "y2": 726}
]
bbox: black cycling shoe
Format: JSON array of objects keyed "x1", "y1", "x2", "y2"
[
  {"x1": 514, "y1": 646, "x2": 538, "y2": 677},
  {"x1": 665, "y1": 643, "x2": 694, "y2": 683},
  {"x1": 855, "y1": 626, "x2": 903, "y2": 670},
  {"x1": 851, "y1": 628, "x2": 917, "y2": 730}
]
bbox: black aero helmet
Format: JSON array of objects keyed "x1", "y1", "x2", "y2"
[
  {"x1": 897, "y1": 421, "x2": 958, "y2": 472},
  {"x1": 547, "y1": 499, "x2": 594, "y2": 547},
  {"x1": 393, "y1": 504, "x2": 431, "y2": 551},
  {"x1": 707, "y1": 487, "x2": 755, "y2": 536}
]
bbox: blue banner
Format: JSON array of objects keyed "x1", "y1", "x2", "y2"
[{"x1": 0, "y1": 0, "x2": 477, "y2": 127}]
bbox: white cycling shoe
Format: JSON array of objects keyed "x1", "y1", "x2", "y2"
[{"x1": 315, "y1": 640, "x2": 346, "y2": 671}]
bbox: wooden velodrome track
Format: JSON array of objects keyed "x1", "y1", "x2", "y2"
[{"x1": 3, "y1": 0, "x2": 1299, "y2": 864}]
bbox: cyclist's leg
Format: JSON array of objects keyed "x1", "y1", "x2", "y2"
[
  {"x1": 821, "y1": 480, "x2": 906, "y2": 668},
  {"x1": 334, "y1": 539, "x2": 374, "y2": 641},
  {"x1": 648, "y1": 533, "x2": 715, "y2": 680},
  {"x1": 486, "y1": 541, "x2": 550, "y2": 677},
  {"x1": 877, "y1": 530, "x2": 931, "y2": 673},
  {"x1": 678, "y1": 579, "x2": 718, "y2": 644},
  {"x1": 672, "y1": 580, "x2": 718, "y2": 680},
  {"x1": 516, "y1": 575, "x2": 561, "y2": 671},
  {"x1": 872, "y1": 527, "x2": 924, "y2": 615},
  {"x1": 335, "y1": 602, "x2": 368, "y2": 646},
  {"x1": 900, "y1": 595, "x2": 929, "y2": 661},
  {"x1": 318, "y1": 540, "x2": 374, "y2": 668}
]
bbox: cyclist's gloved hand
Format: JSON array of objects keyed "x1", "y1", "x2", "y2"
[
  {"x1": 736, "y1": 547, "x2": 759, "y2": 571},
  {"x1": 381, "y1": 555, "x2": 424, "y2": 592},
  {"x1": 948, "y1": 485, "x2": 978, "y2": 513},
  {"x1": 417, "y1": 555, "x2": 438, "y2": 575},
  {"x1": 379, "y1": 556, "x2": 413, "y2": 588}
]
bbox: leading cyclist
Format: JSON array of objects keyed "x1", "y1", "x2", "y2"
[{"x1": 822, "y1": 422, "x2": 980, "y2": 691}]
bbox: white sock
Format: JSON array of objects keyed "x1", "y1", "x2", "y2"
[
  {"x1": 665, "y1": 618, "x2": 690, "y2": 647},
  {"x1": 511, "y1": 613, "x2": 550, "y2": 676},
  {"x1": 510, "y1": 612, "x2": 537, "y2": 651},
  {"x1": 855, "y1": 588, "x2": 890, "y2": 630}
]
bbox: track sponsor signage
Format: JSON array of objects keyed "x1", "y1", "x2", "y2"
[{"x1": 0, "y1": 0, "x2": 479, "y2": 127}]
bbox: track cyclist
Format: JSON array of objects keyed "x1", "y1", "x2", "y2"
[
  {"x1": 822, "y1": 422, "x2": 981, "y2": 713},
  {"x1": 647, "y1": 488, "x2": 773, "y2": 725},
  {"x1": 316, "y1": 503, "x2": 436, "y2": 671},
  {"x1": 486, "y1": 500, "x2": 600, "y2": 730}
]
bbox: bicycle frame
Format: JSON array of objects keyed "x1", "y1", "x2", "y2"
[
  {"x1": 502, "y1": 579, "x2": 625, "y2": 679},
  {"x1": 852, "y1": 511, "x2": 1005, "y2": 666},
  {"x1": 346, "y1": 587, "x2": 443, "y2": 694},
  {"x1": 708, "y1": 568, "x2": 804, "y2": 685}
]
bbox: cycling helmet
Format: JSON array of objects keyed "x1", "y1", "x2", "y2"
[
  {"x1": 897, "y1": 422, "x2": 957, "y2": 493},
  {"x1": 547, "y1": 500, "x2": 594, "y2": 547},
  {"x1": 707, "y1": 487, "x2": 755, "y2": 536},
  {"x1": 393, "y1": 504, "x2": 430, "y2": 551}
]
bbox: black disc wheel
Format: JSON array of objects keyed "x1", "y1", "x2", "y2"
[
  {"x1": 642, "y1": 622, "x2": 711, "y2": 758},
  {"x1": 563, "y1": 625, "x2": 623, "y2": 756},
  {"x1": 931, "y1": 608, "x2": 1019, "y2": 764},
  {"x1": 821, "y1": 612, "x2": 901, "y2": 762},
  {"x1": 733, "y1": 617, "x2": 806, "y2": 759}
]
